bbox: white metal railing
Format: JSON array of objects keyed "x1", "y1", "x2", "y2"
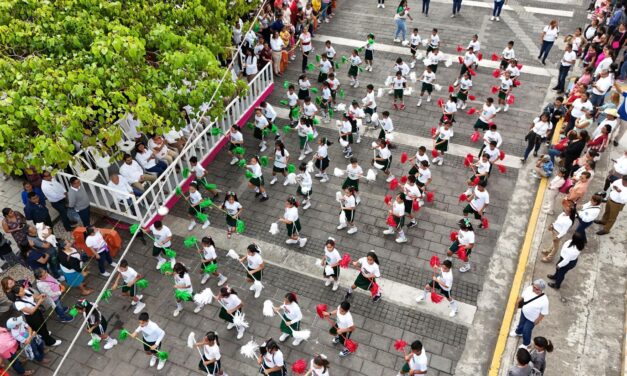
[{"x1": 55, "y1": 62, "x2": 274, "y2": 221}]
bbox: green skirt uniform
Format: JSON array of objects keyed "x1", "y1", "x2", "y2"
[
  {"x1": 435, "y1": 138, "x2": 449, "y2": 152},
  {"x1": 273, "y1": 165, "x2": 287, "y2": 173},
  {"x1": 219, "y1": 307, "x2": 240, "y2": 323},
  {"x1": 249, "y1": 176, "x2": 264, "y2": 187},
  {"x1": 463, "y1": 203, "x2": 482, "y2": 219},
  {"x1": 299, "y1": 135, "x2": 308, "y2": 149},
  {"x1": 297, "y1": 186, "x2": 312, "y2": 198},
  {"x1": 474, "y1": 118, "x2": 489, "y2": 131},
  {"x1": 226, "y1": 213, "x2": 237, "y2": 227},
  {"x1": 342, "y1": 177, "x2": 359, "y2": 191},
  {"x1": 354, "y1": 272, "x2": 374, "y2": 290},
  {"x1": 374, "y1": 157, "x2": 392, "y2": 171},
  {"x1": 329, "y1": 325, "x2": 351, "y2": 345},
  {"x1": 254, "y1": 126, "x2": 265, "y2": 140},
  {"x1": 348, "y1": 65, "x2": 359, "y2": 77},
  {"x1": 121, "y1": 283, "x2": 136, "y2": 297},
  {"x1": 246, "y1": 266, "x2": 263, "y2": 281},
  {"x1": 498, "y1": 89, "x2": 507, "y2": 100},
  {"x1": 392, "y1": 215, "x2": 405, "y2": 228},
  {"x1": 318, "y1": 71, "x2": 328, "y2": 83},
  {"x1": 287, "y1": 219, "x2": 302, "y2": 237},
  {"x1": 341, "y1": 134, "x2": 354, "y2": 145},
  {"x1": 448, "y1": 239, "x2": 460, "y2": 253},
  {"x1": 408, "y1": 165, "x2": 419, "y2": 176},
  {"x1": 279, "y1": 313, "x2": 301, "y2": 335},
  {"x1": 394, "y1": 88, "x2": 404, "y2": 99},
  {"x1": 188, "y1": 205, "x2": 204, "y2": 217},
  {"x1": 457, "y1": 89, "x2": 468, "y2": 101},
  {"x1": 421, "y1": 82, "x2": 433, "y2": 93}
]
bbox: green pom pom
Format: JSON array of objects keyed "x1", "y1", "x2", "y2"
[
  {"x1": 184, "y1": 236, "x2": 198, "y2": 248},
  {"x1": 270, "y1": 124, "x2": 278, "y2": 133},
  {"x1": 238, "y1": 159, "x2": 247, "y2": 168},
  {"x1": 100, "y1": 289, "x2": 112, "y2": 302},
  {"x1": 307, "y1": 63, "x2": 315, "y2": 71},
  {"x1": 204, "y1": 183, "x2": 217, "y2": 190},
  {"x1": 334, "y1": 62, "x2": 340, "y2": 69},
  {"x1": 233, "y1": 146, "x2": 245, "y2": 155},
  {"x1": 290, "y1": 107, "x2": 300, "y2": 118},
  {"x1": 339, "y1": 89, "x2": 345, "y2": 99},
  {"x1": 368, "y1": 38, "x2": 375, "y2": 44},
  {"x1": 199, "y1": 198, "x2": 213, "y2": 209},
  {"x1": 175, "y1": 290, "x2": 193, "y2": 301},
  {"x1": 196, "y1": 212, "x2": 209, "y2": 223},
  {"x1": 68, "y1": 307, "x2": 78, "y2": 317},
  {"x1": 136, "y1": 279, "x2": 149, "y2": 289},
  {"x1": 283, "y1": 125, "x2": 292, "y2": 133},
  {"x1": 129, "y1": 224, "x2": 140, "y2": 235},
  {"x1": 245, "y1": 170, "x2": 254, "y2": 179},
  {"x1": 203, "y1": 263, "x2": 218, "y2": 274},
  {"x1": 287, "y1": 164, "x2": 296, "y2": 173},
  {"x1": 315, "y1": 96, "x2": 322, "y2": 105},
  {"x1": 259, "y1": 156, "x2": 269, "y2": 167},
  {"x1": 313, "y1": 117, "x2": 320, "y2": 125},
  {"x1": 262, "y1": 128, "x2": 269, "y2": 136},
  {"x1": 341, "y1": 55, "x2": 348, "y2": 63},
  {"x1": 159, "y1": 261, "x2": 173, "y2": 274},
  {"x1": 315, "y1": 54, "x2": 321, "y2": 62},
  {"x1": 310, "y1": 87, "x2": 318, "y2": 94},
  {"x1": 182, "y1": 168, "x2": 190, "y2": 178},
  {"x1": 175, "y1": 187, "x2": 183, "y2": 196},
  {"x1": 164, "y1": 248, "x2": 177, "y2": 259},
  {"x1": 356, "y1": 47, "x2": 364, "y2": 53},
  {"x1": 283, "y1": 80, "x2": 290, "y2": 89},
  {"x1": 91, "y1": 339, "x2": 101, "y2": 351},
  {"x1": 358, "y1": 67, "x2": 364, "y2": 73},
  {"x1": 307, "y1": 132, "x2": 315, "y2": 141},
  {"x1": 118, "y1": 329, "x2": 130, "y2": 341},
  {"x1": 280, "y1": 99, "x2": 289, "y2": 105},
  {"x1": 328, "y1": 108, "x2": 334, "y2": 117},
  {"x1": 246, "y1": 122, "x2": 254, "y2": 130},
  {"x1": 210, "y1": 127, "x2": 223, "y2": 136},
  {"x1": 157, "y1": 351, "x2": 169, "y2": 361},
  {"x1": 236, "y1": 219, "x2": 246, "y2": 234}
]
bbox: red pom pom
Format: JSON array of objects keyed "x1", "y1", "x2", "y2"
[
  {"x1": 388, "y1": 178, "x2": 399, "y2": 190},
  {"x1": 491, "y1": 86, "x2": 499, "y2": 94},
  {"x1": 507, "y1": 95, "x2": 515, "y2": 105},
  {"x1": 470, "y1": 131, "x2": 480, "y2": 143},
  {"x1": 370, "y1": 282, "x2": 379, "y2": 297},
  {"x1": 437, "y1": 98, "x2": 444, "y2": 108},
  {"x1": 316, "y1": 303, "x2": 328, "y2": 318},
  {"x1": 448, "y1": 85, "x2": 455, "y2": 93},
  {"x1": 463, "y1": 154, "x2": 474, "y2": 167},
  {"x1": 491, "y1": 53, "x2": 499, "y2": 61},
  {"x1": 468, "y1": 68, "x2": 476, "y2": 76},
  {"x1": 499, "y1": 150, "x2": 505, "y2": 160},
  {"x1": 339, "y1": 253, "x2": 351, "y2": 268},
  {"x1": 431, "y1": 149, "x2": 439, "y2": 158},
  {"x1": 394, "y1": 339, "x2": 408, "y2": 352},
  {"x1": 400, "y1": 152, "x2": 408, "y2": 164},
  {"x1": 400, "y1": 175, "x2": 408, "y2": 184},
  {"x1": 412, "y1": 200, "x2": 420, "y2": 211},
  {"x1": 384, "y1": 194, "x2": 392, "y2": 205},
  {"x1": 457, "y1": 246, "x2": 468, "y2": 262},
  {"x1": 345, "y1": 339, "x2": 358, "y2": 353},
  {"x1": 517, "y1": 63, "x2": 523, "y2": 70},
  {"x1": 456, "y1": 45, "x2": 463, "y2": 52},
  {"x1": 497, "y1": 164, "x2": 507, "y2": 173},
  {"x1": 442, "y1": 115, "x2": 449, "y2": 123},
  {"x1": 431, "y1": 127, "x2": 437, "y2": 137},
  {"x1": 482, "y1": 217, "x2": 489, "y2": 229},
  {"x1": 513, "y1": 79, "x2": 521, "y2": 86},
  {"x1": 477, "y1": 52, "x2": 483, "y2": 61},
  {"x1": 450, "y1": 231, "x2": 458, "y2": 241},
  {"x1": 472, "y1": 176, "x2": 481, "y2": 185},
  {"x1": 468, "y1": 94, "x2": 476, "y2": 100},
  {"x1": 426, "y1": 191, "x2": 434, "y2": 202},
  {"x1": 463, "y1": 158, "x2": 471, "y2": 167},
  {"x1": 458, "y1": 56, "x2": 464, "y2": 64},
  {"x1": 492, "y1": 69, "x2": 501, "y2": 78},
  {"x1": 430, "y1": 291, "x2": 444, "y2": 303},
  {"x1": 466, "y1": 108, "x2": 477, "y2": 115},
  {"x1": 292, "y1": 359, "x2": 307, "y2": 375},
  {"x1": 458, "y1": 193, "x2": 468, "y2": 202},
  {"x1": 429, "y1": 255, "x2": 441, "y2": 268},
  {"x1": 387, "y1": 215, "x2": 397, "y2": 227},
  {"x1": 488, "y1": 121, "x2": 495, "y2": 127}
]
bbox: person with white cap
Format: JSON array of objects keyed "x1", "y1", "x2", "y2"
[
  {"x1": 510, "y1": 279, "x2": 549, "y2": 348},
  {"x1": 6, "y1": 316, "x2": 50, "y2": 365},
  {"x1": 595, "y1": 175, "x2": 627, "y2": 235}
]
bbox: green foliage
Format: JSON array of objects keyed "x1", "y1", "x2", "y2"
[{"x1": 0, "y1": 0, "x2": 260, "y2": 175}]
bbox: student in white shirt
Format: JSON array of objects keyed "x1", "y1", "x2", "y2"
[
  {"x1": 189, "y1": 156, "x2": 218, "y2": 199},
  {"x1": 270, "y1": 141, "x2": 290, "y2": 186},
  {"x1": 362, "y1": 84, "x2": 377, "y2": 123},
  {"x1": 132, "y1": 312, "x2": 167, "y2": 370},
  {"x1": 391, "y1": 70, "x2": 407, "y2": 110},
  {"x1": 403, "y1": 175, "x2": 423, "y2": 227},
  {"x1": 253, "y1": 108, "x2": 270, "y2": 152},
  {"x1": 455, "y1": 72, "x2": 473, "y2": 110},
  {"x1": 112, "y1": 259, "x2": 146, "y2": 314},
  {"x1": 417, "y1": 66, "x2": 436, "y2": 107},
  {"x1": 148, "y1": 220, "x2": 174, "y2": 270},
  {"x1": 317, "y1": 54, "x2": 333, "y2": 83},
  {"x1": 273, "y1": 292, "x2": 305, "y2": 346},
  {"x1": 522, "y1": 113, "x2": 551, "y2": 162},
  {"x1": 297, "y1": 74, "x2": 311, "y2": 105},
  {"x1": 432, "y1": 121, "x2": 452, "y2": 165},
  {"x1": 346, "y1": 251, "x2": 382, "y2": 302},
  {"x1": 496, "y1": 71, "x2": 513, "y2": 112},
  {"x1": 337, "y1": 187, "x2": 358, "y2": 234},
  {"x1": 258, "y1": 338, "x2": 287, "y2": 374},
  {"x1": 308, "y1": 354, "x2": 331, "y2": 376},
  {"x1": 279, "y1": 196, "x2": 307, "y2": 247},
  {"x1": 364, "y1": 33, "x2": 376, "y2": 71},
  {"x1": 246, "y1": 156, "x2": 268, "y2": 201},
  {"x1": 454, "y1": 47, "x2": 477, "y2": 85},
  {"x1": 398, "y1": 340, "x2": 428, "y2": 375},
  {"x1": 216, "y1": 286, "x2": 245, "y2": 336},
  {"x1": 321, "y1": 238, "x2": 342, "y2": 291},
  {"x1": 373, "y1": 138, "x2": 394, "y2": 182},
  {"x1": 186, "y1": 183, "x2": 210, "y2": 231},
  {"x1": 441, "y1": 95, "x2": 458, "y2": 127},
  {"x1": 547, "y1": 232, "x2": 585, "y2": 289},
  {"x1": 416, "y1": 259, "x2": 459, "y2": 317},
  {"x1": 194, "y1": 331, "x2": 225, "y2": 376},
  {"x1": 285, "y1": 85, "x2": 299, "y2": 126},
  {"x1": 314, "y1": 137, "x2": 332, "y2": 183},
  {"x1": 383, "y1": 193, "x2": 409, "y2": 243},
  {"x1": 222, "y1": 192, "x2": 243, "y2": 239},
  {"x1": 554, "y1": 44, "x2": 577, "y2": 93},
  {"x1": 463, "y1": 181, "x2": 489, "y2": 227},
  {"x1": 409, "y1": 28, "x2": 422, "y2": 68},
  {"x1": 296, "y1": 163, "x2": 313, "y2": 210},
  {"x1": 426, "y1": 28, "x2": 440, "y2": 53},
  {"x1": 347, "y1": 49, "x2": 362, "y2": 88},
  {"x1": 323, "y1": 301, "x2": 356, "y2": 358},
  {"x1": 167, "y1": 262, "x2": 205, "y2": 317},
  {"x1": 538, "y1": 20, "x2": 559, "y2": 65},
  {"x1": 324, "y1": 40, "x2": 336, "y2": 62},
  {"x1": 500, "y1": 40, "x2": 516, "y2": 70}
]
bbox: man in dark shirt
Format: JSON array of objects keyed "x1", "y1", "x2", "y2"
[
  {"x1": 24, "y1": 192, "x2": 53, "y2": 228},
  {"x1": 26, "y1": 226, "x2": 62, "y2": 280}
]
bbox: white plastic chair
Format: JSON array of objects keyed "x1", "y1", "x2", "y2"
[
  {"x1": 70, "y1": 156, "x2": 102, "y2": 182},
  {"x1": 86, "y1": 146, "x2": 112, "y2": 180}
]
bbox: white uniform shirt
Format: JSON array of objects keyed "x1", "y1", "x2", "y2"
[
  {"x1": 335, "y1": 307, "x2": 354, "y2": 329},
  {"x1": 224, "y1": 201, "x2": 242, "y2": 217},
  {"x1": 262, "y1": 104, "x2": 277, "y2": 122},
  {"x1": 247, "y1": 163, "x2": 262, "y2": 178},
  {"x1": 255, "y1": 114, "x2": 269, "y2": 129},
  {"x1": 85, "y1": 231, "x2": 108, "y2": 253},
  {"x1": 418, "y1": 168, "x2": 431, "y2": 185},
  {"x1": 408, "y1": 351, "x2": 429, "y2": 372},
  {"x1": 483, "y1": 130, "x2": 502, "y2": 147},
  {"x1": 592, "y1": 75, "x2": 613, "y2": 96},
  {"x1": 303, "y1": 103, "x2": 317, "y2": 117},
  {"x1": 319, "y1": 60, "x2": 332, "y2": 74},
  {"x1": 468, "y1": 39, "x2": 481, "y2": 52},
  {"x1": 358, "y1": 257, "x2": 381, "y2": 277},
  {"x1": 392, "y1": 200, "x2": 405, "y2": 216},
  {"x1": 300, "y1": 33, "x2": 312, "y2": 52},
  {"x1": 395, "y1": 63, "x2": 410, "y2": 77},
  {"x1": 247, "y1": 253, "x2": 263, "y2": 269},
  {"x1": 274, "y1": 150, "x2": 289, "y2": 168},
  {"x1": 393, "y1": 76, "x2": 407, "y2": 89},
  {"x1": 174, "y1": 272, "x2": 193, "y2": 294},
  {"x1": 221, "y1": 293, "x2": 242, "y2": 310},
  {"x1": 410, "y1": 33, "x2": 422, "y2": 46},
  {"x1": 362, "y1": 91, "x2": 376, "y2": 109},
  {"x1": 286, "y1": 91, "x2": 299, "y2": 106},
  {"x1": 479, "y1": 104, "x2": 496, "y2": 123},
  {"x1": 135, "y1": 150, "x2": 157, "y2": 170},
  {"x1": 270, "y1": 37, "x2": 284, "y2": 51},
  {"x1": 299, "y1": 79, "x2": 311, "y2": 91},
  {"x1": 436, "y1": 127, "x2": 452, "y2": 141},
  {"x1": 502, "y1": 47, "x2": 515, "y2": 60},
  {"x1": 325, "y1": 248, "x2": 341, "y2": 266},
  {"x1": 458, "y1": 229, "x2": 475, "y2": 246},
  {"x1": 403, "y1": 183, "x2": 422, "y2": 200},
  {"x1": 499, "y1": 76, "x2": 513, "y2": 91},
  {"x1": 542, "y1": 26, "x2": 559, "y2": 42},
  {"x1": 263, "y1": 350, "x2": 285, "y2": 368},
  {"x1": 342, "y1": 194, "x2": 356, "y2": 209},
  {"x1": 325, "y1": 46, "x2": 336, "y2": 59},
  {"x1": 299, "y1": 171, "x2": 313, "y2": 191},
  {"x1": 377, "y1": 146, "x2": 392, "y2": 160},
  {"x1": 577, "y1": 202, "x2": 601, "y2": 222},
  {"x1": 520, "y1": 285, "x2": 549, "y2": 321},
  {"x1": 192, "y1": 164, "x2": 206, "y2": 179},
  {"x1": 350, "y1": 55, "x2": 362, "y2": 66},
  {"x1": 438, "y1": 269, "x2": 453, "y2": 291},
  {"x1": 470, "y1": 188, "x2": 489, "y2": 211},
  {"x1": 459, "y1": 77, "x2": 473, "y2": 91},
  {"x1": 317, "y1": 144, "x2": 328, "y2": 158},
  {"x1": 429, "y1": 34, "x2": 440, "y2": 48},
  {"x1": 414, "y1": 152, "x2": 430, "y2": 166},
  {"x1": 346, "y1": 164, "x2": 363, "y2": 180},
  {"x1": 444, "y1": 101, "x2": 457, "y2": 114},
  {"x1": 284, "y1": 206, "x2": 299, "y2": 222},
  {"x1": 202, "y1": 245, "x2": 217, "y2": 261},
  {"x1": 427, "y1": 51, "x2": 442, "y2": 65},
  {"x1": 202, "y1": 343, "x2": 221, "y2": 361},
  {"x1": 120, "y1": 266, "x2": 138, "y2": 284},
  {"x1": 463, "y1": 52, "x2": 477, "y2": 66},
  {"x1": 134, "y1": 321, "x2": 165, "y2": 344},
  {"x1": 189, "y1": 190, "x2": 202, "y2": 205},
  {"x1": 229, "y1": 131, "x2": 244, "y2": 144},
  {"x1": 483, "y1": 147, "x2": 500, "y2": 163},
  {"x1": 281, "y1": 302, "x2": 303, "y2": 322},
  {"x1": 150, "y1": 224, "x2": 172, "y2": 248}
]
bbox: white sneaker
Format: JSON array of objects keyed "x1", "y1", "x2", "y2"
[
  {"x1": 286, "y1": 239, "x2": 298, "y2": 244},
  {"x1": 451, "y1": 13, "x2": 456, "y2": 17},
  {"x1": 292, "y1": 338, "x2": 303, "y2": 346},
  {"x1": 305, "y1": 147, "x2": 313, "y2": 155},
  {"x1": 449, "y1": 310, "x2": 457, "y2": 317},
  {"x1": 87, "y1": 339, "x2": 94, "y2": 346},
  {"x1": 202, "y1": 220, "x2": 210, "y2": 229},
  {"x1": 386, "y1": 175, "x2": 395, "y2": 182},
  {"x1": 383, "y1": 229, "x2": 395, "y2": 235},
  {"x1": 298, "y1": 153, "x2": 306, "y2": 161},
  {"x1": 381, "y1": 3, "x2": 385, "y2": 7},
  {"x1": 496, "y1": 16, "x2": 500, "y2": 21},
  {"x1": 279, "y1": 333, "x2": 290, "y2": 342},
  {"x1": 188, "y1": 222, "x2": 196, "y2": 231},
  {"x1": 150, "y1": 355, "x2": 158, "y2": 367},
  {"x1": 337, "y1": 223, "x2": 347, "y2": 230},
  {"x1": 157, "y1": 359, "x2": 166, "y2": 370},
  {"x1": 133, "y1": 301, "x2": 146, "y2": 314},
  {"x1": 254, "y1": 289, "x2": 262, "y2": 299},
  {"x1": 460, "y1": 264, "x2": 471, "y2": 273},
  {"x1": 283, "y1": 179, "x2": 290, "y2": 186},
  {"x1": 427, "y1": 96, "x2": 431, "y2": 102},
  {"x1": 260, "y1": 144, "x2": 267, "y2": 152},
  {"x1": 490, "y1": 16, "x2": 495, "y2": 20},
  {"x1": 325, "y1": 278, "x2": 332, "y2": 286},
  {"x1": 193, "y1": 304, "x2": 204, "y2": 313},
  {"x1": 461, "y1": 102, "x2": 467, "y2": 109},
  {"x1": 270, "y1": 177, "x2": 278, "y2": 185},
  {"x1": 173, "y1": 308, "x2": 182, "y2": 317},
  {"x1": 394, "y1": 38, "x2": 401, "y2": 43},
  {"x1": 156, "y1": 259, "x2": 165, "y2": 270},
  {"x1": 347, "y1": 227, "x2": 358, "y2": 234},
  {"x1": 504, "y1": 104, "x2": 509, "y2": 112},
  {"x1": 415, "y1": 295, "x2": 424, "y2": 303},
  {"x1": 453, "y1": 80, "x2": 459, "y2": 86},
  {"x1": 299, "y1": 237, "x2": 308, "y2": 248},
  {"x1": 509, "y1": 330, "x2": 522, "y2": 337},
  {"x1": 438, "y1": 158, "x2": 443, "y2": 166},
  {"x1": 332, "y1": 281, "x2": 339, "y2": 291},
  {"x1": 417, "y1": 99, "x2": 422, "y2": 107},
  {"x1": 249, "y1": 284, "x2": 255, "y2": 291},
  {"x1": 101, "y1": 272, "x2": 111, "y2": 277},
  {"x1": 218, "y1": 275, "x2": 228, "y2": 286},
  {"x1": 227, "y1": 323, "x2": 235, "y2": 330},
  {"x1": 110, "y1": 262, "x2": 117, "y2": 267},
  {"x1": 395, "y1": 237, "x2": 408, "y2": 243},
  {"x1": 354, "y1": 82, "x2": 359, "y2": 88},
  {"x1": 315, "y1": 173, "x2": 324, "y2": 178},
  {"x1": 303, "y1": 201, "x2": 311, "y2": 210},
  {"x1": 495, "y1": 107, "x2": 502, "y2": 113},
  {"x1": 237, "y1": 328, "x2": 245, "y2": 339},
  {"x1": 410, "y1": 61, "x2": 416, "y2": 69},
  {"x1": 201, "y1": 273, "x2": 211, "y2": 285},
  {"x1": 104, "y1": 339, "x2": 118, "y2": 350},
  {"x1": 320, "y1": 177, "x2": 329, "y2": 183},
  {"x1": 230, "y1": 157, "x2": 239, "y2": 165}
]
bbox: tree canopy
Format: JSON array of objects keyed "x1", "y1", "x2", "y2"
[{"x1": 0, "y1": 0, "x2": 258, "y2": 175}]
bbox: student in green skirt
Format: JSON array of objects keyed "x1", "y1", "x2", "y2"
[
  {"x1": 339, "y1": 113, "x2": 354, "y2": 158},
  {"x1": 270, "y1": 140, "x2": 290, "y2": 186},
  {"x1": 254, "y1": 108, "x2": 269, "y2": 152},
  {"x1": 279, "y1": 196, "x2": 307, "y2": 247},
  {"x1": 348, "y1": 49, "x2": 362, "y2": 88},
  {"x1": 337, "y1": 187, "x2": 358, "y2": 234},
  {"x1": 343, "y1": 157, "x2": 362, "y2": 203},
  {"x1": 199, "y1": 236, "x2": 228, "y2": 286},
  {"x1": 397, "y1": 340, "x2": 428, "y2": 375},
  {"x1": 323, "y1": 301, "x2": 356, "y2": 358},
  {"x1": 222, "y1": 192, "x2": 243, "y2": 239},
  {"x1": 240, "y1": 244, "x2": 265, "y2": 298},
  {"x1": 432, "y1": 121, "x2": 452, "y2": 166},
  {"x1": 296, "y1": 117, "x2": 314, "y2": 161},
  {"x1": 474, "y1": 98, "x2": 497, "y2": 131},
  {"x1": 273, "y1": 292, "x2": 304, "y2": 346},
  {"x1": 246, "y1": 156, "x2": 268, "y2": 202},
  {"x1": 383, "y1": 193, "x2": 409, "y2": 243},
  {"x1": 373, "y1": 138, "x2": 395, "y2": 182},
  {"x1": 345, "y1": 251, "x2": 382, "y2": 302},
  {"x1": 455, "y1": 72, "x2": 473, "y2": 110},
  {"x1": 215, "y1": 286, "x2": 245, "y2": 339},
  {"x1": 495, "y1": 70, "x2": 513, "y2": 113},
  {"x1": 321, "y1": 238, "x2": 342, "y2": 291}
]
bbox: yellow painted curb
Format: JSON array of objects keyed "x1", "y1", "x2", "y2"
[{"x1": 488, "y1": 117, "x2": 564, "y2": 375}]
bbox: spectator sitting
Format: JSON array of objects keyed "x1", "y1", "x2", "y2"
[
  {"x1": 532, "y1": 155, "x2": 554, "y2": 179},
  {"x1": 586, "y1": 124, "x2": 611, "y2": 152},
  {"x1": 119, "y1": 153, "x2": 157, "y2": 193},
  {"x1": 20, "y1": 182, "x2": 45, "y2": 208},
  {"x1": 147, "y1": 134, "x2": 178, "y2": 165},
  {"x1": 134, "y1": 143, "x2": 167, "y2": 176},
  {"x1": 33, "y1": 268, "x2": 74, "y2": 323}
]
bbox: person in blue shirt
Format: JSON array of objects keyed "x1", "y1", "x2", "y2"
[
  {"x1": 21, "y1": 182, "x2": 46, "y2": 208},
  {"x1": 532, "y1": 155, "x2": 554, "y2": 179},
  {"x1": 24, "y1": 192, "x2": 52, "y2": 228}
]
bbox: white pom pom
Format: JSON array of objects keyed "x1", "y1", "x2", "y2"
[
  {"x1": 339, "y1": 138, "x2": 348, "y2": 147},
  {"x1": 371, "y1": 112, "x2": 379, "y2": 123},
  {"x1": 366, "y1": 169, "x2": 377, "y2": 182},
  {"x1": 233, "y1": 311, "x2": 250, "y2": 329},
  {"x1": 292, "y1": 329, "x2": 311, "y2": 341},
  {"x1": 384, "y1": 76, "x2": 393, "y2": 86},
  {"x1": 371, "y1": 141, "x2": 378, "y2": 148},
  {"x1": 336, "y1": 103, "x2": 346, "y2": 112},
  {"x1": 269, "y1": 222, "x2": 280, "y2": 235},
  {"x1": 333, "y1": 168, "x2": 345, "y2": 177},
  {"x1": 157, "y1": 206, "x2": 169, "y2": 216},
  {"x1": 240, "y1": 340, "x2": 259, "y2": 359},
  {"x1": 187, "y1": 332, "x2": 196, "y2": 349},
  {"x1": 252, "y1": 280, "x2": 264, "y2": 294},
  {"x1": 423, "y1": 58, "x2": 432, "y2": 66},
  {"x1": 339, "y1": 211, "x2": 347, "y2": 225},
  {"x1": 306, "y1": 160, "x2": 314, "y2": 173},
  {"x1": 415, "y1": 52, "x2": 424, "y2": 60},
  {"x1": 286, "y1": 173, "x2": 297, "y2": 185},
  {"x1": 377, "y1": 88, "x2": 384, "y2": 98},
  {"x1": 262, "y1": 300, "x2": 275, "y2": 317},
  {"x1": 401, "y1": 40, "x2": 409, "y2": 46},
  {"x1": 193, "y1": 288, "x2": 213, "y2": 305},
  {"x1": 421, "y1": 39, "x2": 428, "y2": 47},
  {"x1": 226, "y1": 249, "x2": 239, "y2": 260},
  {"x1": 434, "y1": 84, "x2": 442, "y2": 92},
  {"x1": 444, "y1": 57, "x2": 453, "y2": 67},
  {"x1": 409, "y1": 71, "x2": 417, "y2": 83},
  {"x1": 386, "y1": 132, "x2": 395, "y2": 142},
  {"x1": 403, "y1": 87, "x2": 412, "y2": 96},
  {"x1": 335, "y1": 191, "x2": 343, "y2": 202}
]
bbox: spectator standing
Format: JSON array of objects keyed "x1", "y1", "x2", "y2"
[
  {"x1": 547, "y1": 232, "x2": 585, "y2": 289},
  {"x1": 67, "y1": 177, "x2": 91, "y2": 227},
  {"x1": 507, "y1": 348, "x2": 534, "y2": 376},
  {"x1": 538, "y1": 20, "x2": 560, "y2": 65},
  {"x1": 1, "y1": 208, "x2": 29, "y2": 248},
  {"x1": 542, "y1": 168, "x2": 566, "y2": 215},
  {"x1": 452, "y1": 0, "x2": 463, "y2": 18},
  {"x1": 491, "y1": 0, "x2": 506, "y2": 21},
  {"x1": 24, "y1": 192, "x2": 52, "y2": 228},
  {"x1": 595, "y1": 175, "x2": 627, "y2": 235},
  {"x1": 541, "y1": 203, "x2": 575, "y2": 263},
  {"x1": 40, "y1": 171, "x2": 73, "y2": 231},
  {"x1": 529, "y1": 336, "x2": 554, "y2": 375},
  {"x1": 553, "y1": 44, "x2": 576, "y2": 94},
  {"x1": 11, "y1": 284, "x2": 62, "y2": 347},
  {"x1": 510, "y1": 279, "x2": 549, "y2": 348},
  {"x1": 574, "y1": 194, "x2": 602, "y2": 242},
  {"x1": 20, "y1": 182, "x2": 45, "y2": 208},
  {"x1": 34, "y1": 268, "x2": 74, "y2": 322}
]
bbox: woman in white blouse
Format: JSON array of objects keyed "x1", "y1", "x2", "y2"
[
  {"x1": 547, "y1": 232, "x2": 585, "y2": 289},
  {"x1": 541, "y1": 203, "x2": 575, "y2": 262},
  {"x1": 345, "y1": 251, "x2": 382, "y2": 302},
  {"x1": 538, "y1": 20, "x2": 559, "y2": 65},
  {"x1": 522, "y1": 113, "x2": 551, "y2": 162},
  {"x1": 273, "y1": 292, "x2": 305, "y2": 346},
  {"x1": 279, "y1": 196, "x2": 307, "y2": 247}
]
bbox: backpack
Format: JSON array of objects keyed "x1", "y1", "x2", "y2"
[{"x1": 0, "y1": 328, "x2": 18, "y2": 359}]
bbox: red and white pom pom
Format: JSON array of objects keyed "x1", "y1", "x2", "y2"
[
  {"x1": 388, "y1": 178, "x2": 399, "y2": 190},
  {"x1": 517, "y1": 63, "x2": 523, "y2": 70},
  {"x1": 394, "y1": 339, "x2": 408, "y2": 352},
  {"x1": 458, "y1": 56, "x2": 464, "y2": 64},
  {"x1": 345, "y1": 339, "x2": 358, "y2": 353},
  {"x1": 429, "y1": 255, "x2": 441, "y2": 268},
  {"x1": 466, "y1": 107, "x2": 477, "y2": 115},
  {"x1": 497, "y1": 164, "x2": 507, "y2": 173},
  {"x1": 437, "y1": 98, "x2": 445, "y2": 108},
  {"x1": 491, "y1": 53, "x2": 499, "y2": 61},
  {"x1": 470, "y1": 131, "x2": 480, "y2": 142},
  {"x1": 472, "y1": 176, "x2": 481, "y2": 185},
  {"x1": 477, "y1": 52, "x2": 483, "y2": 61},
  {"x1": 431, "y1": 149, "x2": 439, "y2": 158},
  {"x1": 491, "y1": 86, "x2": 499, "y2": 94},
  {"x1": 492, "y1": 69, "x2": 501, "y2": 78},
  {"x1": 457, "y1": 246, "x2": 468, "y2": 262},
  {"x1": 513, "y1": 79, "x2": 521, "y2": 86},
  {"x1": 292, "y1": 359, "x2": 307, "y2": 375},
  {"x1": 458, "y1": 193, "x2": 468, "y2": 202},
  {"x1": 339, "y1": 254, "x2": 352, "y2": 268},
  {"x1": 384, "y1": 194, "x2": 393, "y2": 205},
  {"x1": 506, "y1": 95, "x2": 515, "y2": 105},
  {"x1": 430, "y1": 127, "x2": 437, "y2": 137},
  {"x1": 430, "y1": 291, "x2": 444, "y2": 303},
  {"x1": 412, "y1": 200, "x2": 420, "y2": 212},
  {"x1": 370, "y1": 282, "x2": 379, "y2": 297},
  {"x1": 468, "y1": 68, "x2": 476, "y2": 76},
  {"x1": 468, "y1": 94, "x2": 476, "y2": 100},
  {"x1": 482, "y1": 217, "x2": 489, "y2": 229},
  {"x1": 400, "y1": 175, "x2": 408, "y2": 184},
  {"x1": 426, "y1": 191, "x2": 434, "y2": 202},
  {"x1": 450, "y1": 231, "x2": 458, "y2": 241},
  {"x1": 456, "y1": 45, "x2": 464, "y2": 52},
  {"x1": 448, "y1": 85, "x2": 455, "y2": 93},
  {"x1": 316, "y1": 303, "x2": 328, "y2": 318},
  {"x1": 499, "y1": 150, "x2": 506, "y2": 160}
]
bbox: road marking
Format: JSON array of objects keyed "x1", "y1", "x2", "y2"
[
  {"x1": 166, "y1": 218, "x2": 478, "y2": 327},
  {"x1": 522, "y1": 6, "x2": 573, "y2": 17},
  {"x1": 272, "y1": 107, "x2": 523, "y2": 169},
  {"x1": 416, "y1": 0, "x2": 573, "y2": 17},
  {"x1": 313, "y1": 35, "x2": 556, "y2": 77}
]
